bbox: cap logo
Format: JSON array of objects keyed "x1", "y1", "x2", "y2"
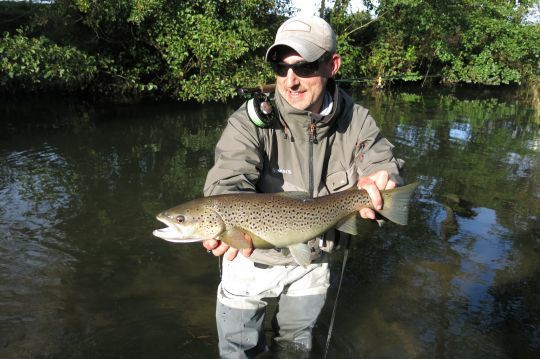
[{"x1": 281, "y1": 20, "x2": 311, "y2": 33}]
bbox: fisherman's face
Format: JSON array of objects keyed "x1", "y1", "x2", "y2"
[{"x1": 274, "y1": 49, "x2": 341, "y2": 113}]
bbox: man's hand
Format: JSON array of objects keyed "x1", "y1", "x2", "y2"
[
  {"x1": 357, "y1": 170, "x2": 397, "y2": 220},
  {"x1": 202, "y1": 235, "x2": 254, "y2": 261}
]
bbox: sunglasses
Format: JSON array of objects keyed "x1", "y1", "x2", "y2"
[{"x1": 270, "y1": 53, "x2": 332, "y2": 77}]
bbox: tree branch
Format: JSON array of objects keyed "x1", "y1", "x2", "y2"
[{"x1": 342, "y1": 10, "x2": 388, "y2": 38}]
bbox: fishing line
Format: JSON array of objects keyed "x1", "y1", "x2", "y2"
[
  {"x1": 218, "y1": 255, "x2": 223, "y2": 279},
  {"x1": 323, "y1": 234, "x2": 350, "y2": 359}
]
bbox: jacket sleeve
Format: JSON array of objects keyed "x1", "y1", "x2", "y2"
[
  {"x1": 203, "y1": 105, "x2": 263, "y2": 196},
  {"x1": 354, "y1": 106, "x2": 404, "y2": 185}
]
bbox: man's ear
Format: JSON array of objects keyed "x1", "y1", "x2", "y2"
[{"x1": 329, "y1": 54, "x2": 341, "y2": 77}]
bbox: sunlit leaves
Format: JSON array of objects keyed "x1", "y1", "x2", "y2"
[
  {"x1": 0, "y1": 31, "x2": 97, "y2": 90},
  {"x1": 153, "y1": 1, "x2": 274, "y2": 101},
  {"x1": 360, "y1": 0, "x2": 539, "y2": 86},
  {"x1": 0, "y1": 0, "x2": 280, "y2": 100},
  {"x1": 1, "y1": 0, "x2": 537, "y2": 97}
]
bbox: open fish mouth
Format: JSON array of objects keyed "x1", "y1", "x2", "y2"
[{"x1": 152, "y1": 226, "x2": 205, "y2": 243}]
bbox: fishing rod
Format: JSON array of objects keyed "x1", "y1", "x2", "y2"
[{"x1": 236, "y1": 84, "x2": 276, "y2": 96}]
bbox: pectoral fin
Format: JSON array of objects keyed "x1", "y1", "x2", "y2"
[
  {"x1": 288, "y1": 243, "x2": 311, "y2": 267},
  {"x1": 218, "y1": 228, "x2": 251, "y2": 249}
]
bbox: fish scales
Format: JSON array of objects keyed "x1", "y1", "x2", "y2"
[
  {"x1": 153, "y1": 182, "x2": 419, "y2": 265},
  {"x1": 207, "y1": 189, "x2": 372, "y2": 247}
]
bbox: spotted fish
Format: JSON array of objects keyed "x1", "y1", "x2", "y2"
[{"x1": 153, "y1": 182, "x2": 419, "y2": 266}]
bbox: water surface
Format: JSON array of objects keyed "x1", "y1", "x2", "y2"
[{"x1": 1, "y1": 90, "x2": 538, "y2": 358}]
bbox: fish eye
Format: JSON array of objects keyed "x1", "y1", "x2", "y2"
[{"x1": 176, "y1": 215, "x2": 185, "y2": 223}]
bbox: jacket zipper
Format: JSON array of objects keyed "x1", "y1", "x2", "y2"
[{"x1": 308, "y1": 118, "x2": 318, "y2": 198}]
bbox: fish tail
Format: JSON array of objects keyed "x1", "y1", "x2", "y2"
[{"x1": 377, "y1": 182, "x2": 419, "y2": 225}]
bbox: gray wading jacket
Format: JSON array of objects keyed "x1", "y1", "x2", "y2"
[{"x1": 204, "y1": 80, "x2": 403, "y2": 265}]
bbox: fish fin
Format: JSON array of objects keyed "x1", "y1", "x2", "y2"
[
  {"x1": 219, "y1": 228, "x2": 251, "y2": 249},
  {"x1": 378, "y1": 182, "x2": 419, "y2": 225},
  {"x1": 250, "y1": 233, "x2": 276, "y2": 249},
  {"x1": 336, "y1": 213, "x2": 363, "y2": 235},
  {"x1": 275, "y1": 191, "x2": 311, "y2": 200},
  {"x1": 288, "y1": 243, "x2": 311, "y2": 267},
  {"x1": 337, "y1": 214, "x2": 380, "y2": 237},
  {"x1": 337, "y1": 182, "x2": 418, "y2": 231}
]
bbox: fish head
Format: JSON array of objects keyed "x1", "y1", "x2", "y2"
[{"x1": 152, "y1": 199, "x2": 225, "y2": 243}]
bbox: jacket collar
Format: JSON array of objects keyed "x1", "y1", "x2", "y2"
[{"x1": 274, "y1": 79, "x2": 343, "y2": 127}]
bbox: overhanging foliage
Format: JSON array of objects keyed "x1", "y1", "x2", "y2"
[{"x1": 0, "y1": 0, "x2": 538, "y2": 101}]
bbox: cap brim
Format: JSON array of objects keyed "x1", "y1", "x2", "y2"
[{"x1": 265, "y1": 39, "x2": 326, "y2": 62}]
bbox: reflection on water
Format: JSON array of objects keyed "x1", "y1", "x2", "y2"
[
  {"x1": 0, "y1": 100, "x2": 229, "y2": 357},
  {"x1": 0, "y1": 91, "x2": 539, "y2": 358},
  {"x1": 320, "y1": 89, "x2": 539, "y2": 358}
]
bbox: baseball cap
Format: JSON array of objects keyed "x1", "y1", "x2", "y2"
[{"x1": 265, "y1": 16, "x2": 336, "y2": 63}]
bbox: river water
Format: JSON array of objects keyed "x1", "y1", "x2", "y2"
[{"x1": 1, "y1": 89, "x2": 539, "y2": 358}]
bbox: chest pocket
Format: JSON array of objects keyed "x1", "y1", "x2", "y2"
[
  {"x1": 326, "y1": 170, "x2": 348, "y2": 192},
  {"x1": 324, "y1": 130, "x2": 360, "y2": 193},
  {"x1": 325, "y1": 164, "x2": 358, "y2": 193}
]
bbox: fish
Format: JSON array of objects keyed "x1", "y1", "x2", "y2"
[{"x1": 153, "y1": 182, "x2": 419, "y2": 266}]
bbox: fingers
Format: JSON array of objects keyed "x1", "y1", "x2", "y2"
[
  {"x1": 201, "y1": 233, "x2": 254, "y2": 260},
  {"x1": 385, "y1": 179, "x2": 397, "y2": 190},
  {"x1": 242, "y1": 247, "x2": 254, "y2": 257},
  {"x1": 358, "y1": 170, "x2": 397, "y2": 212},
  {"x1": 360, "y1": 207, "x2": 376, "y2": 220},
  {"x1": 373, "y1": 170, "x2": 389, "y2": 192},
  {"x1": 241, "y1": 234, "x2": 254, "y2": 257},
  {"x1": 202, "y1": 239, "x2": 230, "y2": 257},
  {"x1": 366, "y1": 184, "x2": 383, "y2": 210},
  {"x1": 358, "y1": 174, "x2": 384, "y2": 210},
  {"x1": 225, "y1": 247, "x2": 239, "y2": 261},
  {"x1": 202, "y1": 239, "x2": 218, "y2": 251}
]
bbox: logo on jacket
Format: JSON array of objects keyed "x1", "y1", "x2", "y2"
[{"x1": 272, "y1": 167, "x2": 292, "y2": 175}]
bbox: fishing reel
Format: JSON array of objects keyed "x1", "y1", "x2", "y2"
[{"x1": 238, "y1": 84, "x2": 277, "y2": 128}]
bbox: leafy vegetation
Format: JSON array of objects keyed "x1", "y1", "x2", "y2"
[
  {"x1": 332, "y1": 0, "x2": 539, "y2": 87},
  {"x1": 0, "y1": 30, "x2": 97, "y2": 91},
  {"x1": 0, "y1": 0, "x2": 538, "y2": 101}
]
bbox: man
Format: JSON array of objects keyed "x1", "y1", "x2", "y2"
[{"x1": 203, "y1": 15, "x2": 403, "y2": 358}]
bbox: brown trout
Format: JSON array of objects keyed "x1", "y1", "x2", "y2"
[{"x1": 153, "y1": 182, "x2": 419, "y2": 266}]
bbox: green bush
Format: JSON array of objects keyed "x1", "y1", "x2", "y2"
[{"x1": 0, "y1": 31, "x2": 97, "y2": 92}]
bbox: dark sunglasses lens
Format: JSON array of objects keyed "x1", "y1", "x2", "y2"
[
  {"x1": 294, "y1": 62, "x2": 319, "y2": 76},
  {"x1": 271, "y1": 61, "x2": 320, "y2": 77},
  {"x1": 271, "y1": 62, "x2": 288, "y2": 77}
]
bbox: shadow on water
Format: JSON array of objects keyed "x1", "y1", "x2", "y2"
[{"x1": 0, "y1": 89, "x2": 539, "y2": 358}]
